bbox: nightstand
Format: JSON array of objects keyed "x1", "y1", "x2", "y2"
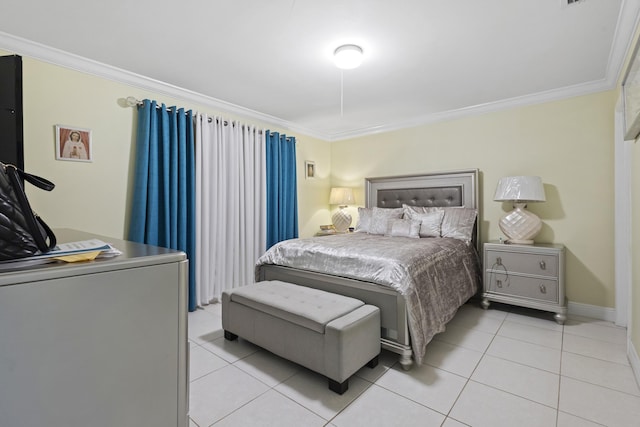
[{"x1": 482, "y1": 241, "x2": 567, "y2": 324}]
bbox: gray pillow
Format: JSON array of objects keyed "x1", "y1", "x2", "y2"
[
  {"x1": 403, "y1": 204, "x2": 477, "y2": 242},
  {"x1": 355, "y1": 207, "x2": 372, "y2": 233},
  {"x1": 424, "y1": 208, "x2": 478, "y2": 243},
  {"x1": 404, "y1": 209, "x2": 445, "y2": 237},
  {"x1": 439, "y1": 207, "x2": 477, "y2": 242},
  {"x1": 402, "y1": 204, "x2": 424, "y2": 215},
  {"x1": 368, "y1": 207, "x2": 403, "y2": 235},
  {"x1": 385, "y1": 218, "x2": 421, "y2": 238}
]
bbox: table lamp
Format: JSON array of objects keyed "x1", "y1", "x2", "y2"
[
  {"x1": 494, "y1": 176, "x2": 546, "y2": 244},
  {"x1": 329, "y1": 187, "x2": 355, "y2": 232}
]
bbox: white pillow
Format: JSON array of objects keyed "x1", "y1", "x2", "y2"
[
  {"x1": 368, "y1": 207, "x2": 404, "y2": 235},
  {"x1": 403, "y1": 204, "x2": 477, "y2": 242},
  {"x1": 385, "y1": 218, "x2": 421, "y2": 238},
  {"x1": 402, "y1": 204, "x2": 424, "y2": 216},
  {"x1": 404, "y1": 209, "x2": 445, "y2": 237},
  {"x1": 439, "y1": 207, "x2": 477, "y2": 242},
  {"x1": 355, "y1": 207, "x2": 372, "y2": 233}
]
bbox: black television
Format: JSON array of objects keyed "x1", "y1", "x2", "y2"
[{"x1": 0, "y1": 54, "x2": 24, "y2": 170}]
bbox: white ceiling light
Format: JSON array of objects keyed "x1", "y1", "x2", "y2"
[{"x1": 334, "y1": 44, "x2": 364, "y2": 70}]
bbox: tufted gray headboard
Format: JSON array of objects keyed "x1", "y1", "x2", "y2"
[
  {"x1": 365, "y1": 169, "x2": 480, "y2": 253},
  {"x1": 376, "y1": 186, "x2": 463, "y2": 208}
]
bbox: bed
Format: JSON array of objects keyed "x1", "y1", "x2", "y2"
[{"x1": 256, "y1": 169, "x2": 482, "y2": 369}]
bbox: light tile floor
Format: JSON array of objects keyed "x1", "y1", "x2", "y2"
[{"x1": 187, "y1": 302, "x2": 640, "y2": 427}]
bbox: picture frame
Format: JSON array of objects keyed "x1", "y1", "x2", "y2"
[
  {"x1": 622, "y1": 40, "x2": 640, "y2": 140},
  {"x1": 305, "y1": 160, "x2": 316, "y2": 179},
  {"x1": 55, "y1": 125, "x2": 92, "y2": 162}
]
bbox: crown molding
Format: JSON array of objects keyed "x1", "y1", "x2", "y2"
[
  {"x1": 327, "y1": 78, "x2": 613, "y2": 141},
  {"x1": 611, "y1": 0, "x2": 640, "y2": 84},
  {"x1": 0, "y1": 31, "x2": 330, "y2": 141},
  {"x1": 2, "y1": 1, "x2": 639, "y2": 145},
  {"x1": 325, "y1": 0, "x2": 640, "y2": 141}
]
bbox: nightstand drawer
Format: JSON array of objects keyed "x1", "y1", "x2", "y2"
[
  {"x1": 485, "y1": 273, "x2": 558, "y2": 303},
  {"x1": 485, "y1": 250, "x2": 558, "y2": 278}
]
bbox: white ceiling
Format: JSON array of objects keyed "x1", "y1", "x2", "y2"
[{"x1": 1, "y1": 0, "x2": 639, "y2": 141}]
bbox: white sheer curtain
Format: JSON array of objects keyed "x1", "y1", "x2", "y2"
[{"x1": 194, "y1": 113, "x2": 266, "y2": 306}]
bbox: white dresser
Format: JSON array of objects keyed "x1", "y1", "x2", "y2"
[{"x1": 0, "y1": 229, "x2": 188, "y2": 427}]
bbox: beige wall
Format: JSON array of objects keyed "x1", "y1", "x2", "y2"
[
  {"x1": 0, "y1": 46, "x2": 625, "y2": 312},
  {"x1": 331, "y1": 92, "x2": 617, "y2": 308},
  {"x1": 0, "y1": 48, "x2": 330, "y2": 240}
]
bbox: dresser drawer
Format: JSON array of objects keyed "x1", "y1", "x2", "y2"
[
  {"x1": 485, "y1": 272, "x2": 559, "y2": 303},
  {"x1": 485, "y1": 250, "x2": 558, "y2": 278}
]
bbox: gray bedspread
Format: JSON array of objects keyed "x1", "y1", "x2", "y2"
[{"x1": 255, "y1": 233, "x2": 481, "y2": 363}]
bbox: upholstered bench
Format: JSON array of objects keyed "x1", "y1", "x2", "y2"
[{"x1": 222, "y1": 280, "x2": 380, "y2": 394}]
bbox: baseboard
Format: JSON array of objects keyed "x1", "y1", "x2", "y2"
[
  {"x1": 567, "y1": 301, "x2": 616, "y2": 322},
  {"x1": 628, "y1": 338, "x2": 640, "y2": 389}
]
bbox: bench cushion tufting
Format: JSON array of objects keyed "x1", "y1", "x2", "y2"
[{"x1": 229, "y1": 280, "x2": 364, "y2": 333}]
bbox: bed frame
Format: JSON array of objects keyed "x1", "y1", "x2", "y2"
[{"x1": 257, "y1": 169, "x2": 480, "y2": 369}]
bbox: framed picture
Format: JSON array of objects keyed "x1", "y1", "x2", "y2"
[
  {"x1": 623, "y1": 40, "x2": 640, "y2": 140},
  {"x1": 305, "y1": 160, "x2": 316, "y2": 179},
  {"x1": 55, "y1": 125, "x2": 92, "y2": 162}
]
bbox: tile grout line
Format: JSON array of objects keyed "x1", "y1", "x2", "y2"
[
  {"x1": 441, "y1": 309, "x2": 506, "y2": 421},
  {"x1": 504, "y1": 305, "x2": 563, "y2": 421},
  {"x1": 466, "y1": 378, "x2": 560, "y2": 411},
  {"x1": 556, "y1": 341, "x2": 610, "y2": 427},
  {"x1": 480, "y1": 351, "x2": 560, "y2": 376},
  {"x1": 555, "y1": 322, "x2": 564, "y2": 427},
  {"x1": 556, "y1": 410, "x2": 608, "y2": 427},
  {"x1": 357, "y1": 359, "x2": 458, "y2": 413},
  {"x1": 559, "y1": 373, "x2": 640, "y2": 399},
  {"x1": 322, "y1": 376, "x2": 378, "y2": 426},
  {"x1": 439, "y1": 309, "x2": 565, "y2": 422},
  {"x1": 188, "y1": 304, "x2": 635, "y2": 426},
  {"x1": 560, "y1": 348, "x2": 632, "y2": 366}
]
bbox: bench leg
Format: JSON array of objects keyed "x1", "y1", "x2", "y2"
[
  {"x1": 328, "y1": 378, "x2": 349, "y2": 395},
  {"x1": 224, "y1": 330, "x2": 238, "y2": 341},
  {"x1": 366, "y1": 355, "x2": 379, "y2": 369}
]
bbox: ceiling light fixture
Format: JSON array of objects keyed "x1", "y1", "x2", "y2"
[{"x1": 333, "y1": 44, "x2": 364, "y2": 70}]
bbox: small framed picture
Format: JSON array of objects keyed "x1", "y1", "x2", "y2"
[
  {"x1": 55, "y1": 125, "x2": 92, "y2": 162},
  {"x1": 305, "y1": 161, "x2": 316, "y2": 179}
]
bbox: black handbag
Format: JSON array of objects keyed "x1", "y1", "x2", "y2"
[{"x1": 0, "y1": 162, "x2": 57, "y2": 260}]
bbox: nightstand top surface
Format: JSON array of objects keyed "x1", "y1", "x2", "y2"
[{"x1": 486, "y1": 241, "x2": 564, "y2": 250}]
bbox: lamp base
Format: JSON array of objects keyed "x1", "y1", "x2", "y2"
[
  {"x1": 332, "y1": 207, "x2": 352, "y2": 232},
  {"x1": 498, "y1": 203, "x2": 542, "y2": 245}
]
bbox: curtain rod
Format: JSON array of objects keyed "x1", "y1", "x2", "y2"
[
  {"x1": 125, "y1": 96, "x2": 294, "y2": 139},
  {"x1": 126, "y1": 96, "x2": 221, "y2": 124}
]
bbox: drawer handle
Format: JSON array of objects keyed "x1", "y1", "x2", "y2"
[
  {"x1": 496, "y1": 279, "x2": 503, "y2": 288},
  {"x1": 539, "y1": 260, "x2": 546, "y2": 270},
  {"x1": 496, "y1": 257, "x2": 502, "y2": 266},
  {"x1": 539, "y1": 283, "x2": 547, "y2": 294}
]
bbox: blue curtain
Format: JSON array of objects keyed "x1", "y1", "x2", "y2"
[
  {"x1": 129, "y1": 99, "x2": 197, "y2": 311},
  {"x1": 265, "y1": 131, "x2": 298, "y2": 248}
]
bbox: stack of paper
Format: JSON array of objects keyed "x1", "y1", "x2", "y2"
[
  {"x1": 49, "y1": 239, "x2": 121, "y2": 262},
  {"x1": 0, "y1": 239, "x2": 122, "y2": 270}
]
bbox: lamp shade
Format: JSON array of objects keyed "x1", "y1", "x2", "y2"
[
  {"x1": 494, "y1": 176, "x2": 546, "y2": 202},
  {"x1": 329, "y1": 187, "x2": 355, "y2": 205}
]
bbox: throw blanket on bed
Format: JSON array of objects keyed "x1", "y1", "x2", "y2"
[{"x1": 255, "y1": 233, "x2": 481, "y2": 363}]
